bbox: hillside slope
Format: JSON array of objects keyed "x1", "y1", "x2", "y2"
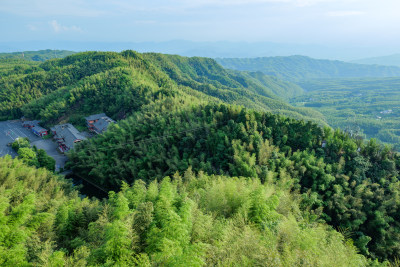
[
  {"x1": 243, "y1": 70, "x2": 304, "y2": 99},
  {"x1": 0, "y1": 49, "x2": 75, "y2": 61},
  {"x1": 0, "y1": 51, "x2": 326, "y2": 125},
  {"x1": 216, "y1": 55, "x2": 400, "y2": 81},
  {"x1": 142, "y1": 53, "x2": 303, "y2": 100}
]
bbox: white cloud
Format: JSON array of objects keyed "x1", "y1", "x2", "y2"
[
  {"x1": 50, "y1": 20, "x2": 83, "y2": 33},
  {"x1": 327, "y1": 10, "x2": 365, "y2": 17}
]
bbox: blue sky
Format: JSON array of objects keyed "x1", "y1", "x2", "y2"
[{"x1": 1, "y1": 0, "x2": 400, "y2": 46}]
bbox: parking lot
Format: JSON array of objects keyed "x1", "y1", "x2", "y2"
[{"x1": 0, "y1": 120, "x2": 68, "y2": 170}]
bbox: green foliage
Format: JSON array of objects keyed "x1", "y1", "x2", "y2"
[
  {"x1": 0, "y1": 157, "x2": 370, "y2": 266},
  {"x1": 36, "y1": 149, "x2": 56, "y2": 172},
  {"x1": 68, "y1": 103, "x2": 324, "y2": 189},
  {"x1": 0, "y1": 156, "x2": 77, "y2": 266},
  {"x1": 11, "y1": 137, "x2": 30, "y2": 151},
  {"x1": 68, "y1": 102, "x2": 400, "y2": 261},
  {"x1": 2, "y1": 50, "x2": 400, "y2": 264},
  {"x1": 244, "y1": 70, "x2": 304, "y2": 99},
  {"x1": 0, "y1": 50, "x2": 326, "y2": 125},
  {"x1": 143, "y1": 53, "x2": 325, "y2": 124},
  {"x1": 17, "y1": 147, "x2": 39, "y2": 167},
  {"x1": 11, "y1": 138, "x2": 55, "y2": 171},
  {"x1": 0, "y1": 51, "x2": 129, "y2": 121}
]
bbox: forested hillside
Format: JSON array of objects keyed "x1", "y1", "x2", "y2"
[
  {"x1": 0, "y1": 156, "x2": 369, "y2": 266},
  {"x1": 0, "y1": 51, "x2": 326, "y2": 125},
  {"x1": 0, "y1": 49, "x2": 75, "y2": 61},
  {"x1": 1, "y1": 51, "x2": 400, "y2": 264},
  {"x1": 244, "y1": 71, "x2": 304, "y2": 99},
  {"x1": 68, "y1": 102, "x2": 400, "y2": 261},
  {"x1": 142, "y1": 53, "x2": 304, "y2": 100},
  {"x1": 216, "y1": 56, "x2": 400, "y2": 81}
]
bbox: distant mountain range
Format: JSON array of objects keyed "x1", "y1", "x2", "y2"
[
  {"x1": 1, "y1": 41, "x2": 399, "y2": 61},
  {"x1": 216, "y1": 55, "x2": 400, "y2": 81},
  {"x1": 351, "y1": 54, "x2": 400, "y2": 67},
  {"x1": 4, "y1": 49, "x2": 400, "y2": 83},
  {"x1": 0, "y1": 49, "x2": 75, "y2": 61}
]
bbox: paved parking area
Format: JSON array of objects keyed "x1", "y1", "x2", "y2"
[
  {"x1": 31, "y1": 139, "x2": 68, "y2": 170},
  {"x1": 0, "y1": 120, "x2": 68, "y2": 170},
  {"x1": 0, "y1": 120, "x2": 38, "y2": 157}
]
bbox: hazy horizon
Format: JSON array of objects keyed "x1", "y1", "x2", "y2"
[{"x1": 1, "y1": 0, "x2": 400, "y2": 60}]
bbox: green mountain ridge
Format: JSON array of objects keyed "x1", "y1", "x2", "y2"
[
  {"x1": 0, "y1": 49, "x2": 76, "y2": 62},
  {"x1": 216, "y1": 55, "x2": 400, "y2": 81},
  {"x1": 351, "y1": 54, "x2": 400, "y2": 67},
  {"x1": 0, "y1": 51, "x2": 326, "y2": 126}
]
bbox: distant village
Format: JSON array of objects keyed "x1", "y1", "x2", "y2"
[
  {"x1": 376, "y1": 109, "x2": 394, "y2": 120},
  {"x1": 380, "y1": 109, "x2": 393, "y2": 114},
  {"x1": 22, "y1": 113, "x2": 115, "y2": 153}
]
